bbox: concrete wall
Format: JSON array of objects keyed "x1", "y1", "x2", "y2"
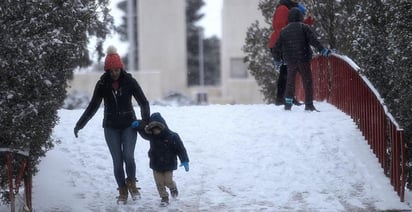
[
  {"x1": 221, "y1": 0, "x2": 265, "y2": 104},
  {"x1": 138, "y1": 0, "x2": 187, "y2": 97}
]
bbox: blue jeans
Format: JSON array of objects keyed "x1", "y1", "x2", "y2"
[{"x1": 104, "y1": 127, "x2": 137, "y2": 187}]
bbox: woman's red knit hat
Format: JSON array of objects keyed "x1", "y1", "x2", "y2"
[{"x1": 104, "y1": 46, "x2": 124, "y2": 71}]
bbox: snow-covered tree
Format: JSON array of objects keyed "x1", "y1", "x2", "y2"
[
  {"x1": 186, "y1": 0, "x2": 205, "y2": 86},
  {"x1": 186, "y1": 0, "x2": 221, "y2": 86},
  {"x1": 347, "y1": 0, "x2": 412, "y2": 188},
  {"x1": 202, "y1": 36, "x2": 221, "y2": 85},
  {"x1": 386, "y1": 0, "x2": 412, "y2": 189},
  {"x1": 243, "y1": 20, "x2": 275, "y2": 103},
  {"x1": 305, "y1": 0, "x2": 357, "y2": 54},
  {"x1": 349, "y1": 0, "x2": 391, "y2": 95},
  {"x1": 0, "y1": 0, "x2": 112, "y2": 204},
  {"x1": 243, "y1": 0, "x2": 278, "y2": 103}
]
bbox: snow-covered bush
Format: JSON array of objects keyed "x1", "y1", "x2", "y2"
[{"x1": 0, "y1": 0, "x2": 112, "y2": 204}]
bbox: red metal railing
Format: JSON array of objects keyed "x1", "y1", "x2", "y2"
[
  {"x1": 296, "y1": 54, "x2": 406, "y2": 202},
  {"x1": 1, "y1": 148, "x2": 32, "y2": 211}
]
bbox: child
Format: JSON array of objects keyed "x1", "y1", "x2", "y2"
[
  {"x1": 268, "y1": 0, "x2": 314, "y2": 106},
  {"x1": 135, "y1": 112, "x2": 189, "y2": 207},
  {"x1": 272, "y1": 7, "x2": 331, "y2": 111}
]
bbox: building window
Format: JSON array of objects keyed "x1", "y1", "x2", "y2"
[{"x1": 230, "y1": 58, "x2": 248, "y2": 79}]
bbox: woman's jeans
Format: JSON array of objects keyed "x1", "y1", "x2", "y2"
[{"x1": 104, "y1": 127, "x2": 137, "y2": 188}]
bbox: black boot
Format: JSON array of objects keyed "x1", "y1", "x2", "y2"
[
  {"x1": 275, "y1": 97, "x2": 284, "y2": 106},
  {"x1": 304, "y1": 103, "x2": 319, "y2": 112},
  {"x1": 293, "y1": 97, "x2": 303, "y2": 106},
  {"x1": 275, "y1": 65, "x2": 288, "y2": 106},
  {"x1": 284, "y1": 103, "x2": 292, "y2": 110}
]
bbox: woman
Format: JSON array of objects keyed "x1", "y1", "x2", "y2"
[{"x1": 74, "y1": 46, "x2": 150, "y2": 204}]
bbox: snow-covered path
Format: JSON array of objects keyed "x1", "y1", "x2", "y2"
[{"x1": 25, "y1": 103, "x2": 411, "y2": 211}]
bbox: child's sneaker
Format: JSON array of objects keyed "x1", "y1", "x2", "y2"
[
  {"x1": 117, "y1": 186, "x2": 128, "y2": 204},
  {"x1": 160, "y1": 196, "x2": 169, "y2": 207},
  {"x1": 126, "y1": 178, "x2": 141, "y2": 200},
  {"x1": 170, "y1": 187, "x2": 178, "y2": 198}
]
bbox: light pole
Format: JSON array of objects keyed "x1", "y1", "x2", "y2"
[
  {"x1": 198, "y1": 27, "x2": 207, "y2": 104},
  {"x1": 127, "y1": 0, "x2": 136, "y2": 71},
  {"x1": 198, "y1": 28, "x2": 204, "y2": 89}
]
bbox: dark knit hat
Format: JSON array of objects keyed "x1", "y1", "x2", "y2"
[
  {"x1": 104, "y1": 46, "x2": 124, "y2": 71},
  {"x1": 288, "y1": 7, "x2": 304, "y2": 22}
]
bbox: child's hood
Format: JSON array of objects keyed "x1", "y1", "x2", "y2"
[
  {"x1": 148, "y1": 112, "x2": 171, "y2": 134},
  {"x1": 146, "y1": 112, "x2": 171, "y2": 138},
  {"x1": 150, "y1": 112, "x2": 168, "y2": 128}
]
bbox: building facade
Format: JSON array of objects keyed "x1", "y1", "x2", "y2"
[
  {"x1": 68, "y1": 0, "x2": 266, "y2": 104},
  {"x1": 220, "y1": 0, "x2": 265, "y2": 104}
]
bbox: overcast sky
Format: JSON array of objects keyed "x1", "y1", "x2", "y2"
[{"x1": 198, "y1": 0, "x2": 223, "y2": 38}]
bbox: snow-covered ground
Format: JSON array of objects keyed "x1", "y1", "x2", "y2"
[{"x1": 2, "y1": 102, "x2": 412, "y2": 211}]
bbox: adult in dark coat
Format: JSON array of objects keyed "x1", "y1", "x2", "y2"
[
  {"x1": 74, "y1": 46, "x2": 150, "y2": 203},
  {"x1": 138, "y1": 112, "x2": 189, "y2": 206},
  {"x1": 273, "y1": 8, "x2": 331, "y2": 111}
]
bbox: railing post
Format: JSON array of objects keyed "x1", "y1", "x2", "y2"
[
  {"x1": 1, "y1": 149, "x2": 32, "y2": 211},
  {"x1": 5, "y1": 153, "x2": 15, "y2": 212},
  {"x1": 380, "y1": 112, "x2": 386, "y2": 171},
  {"x1": 400, "y1": 130, "x2": 406, "y2": 202},
  {"x1": 24, "y1": 168, "x2": 32, "y2": 211}
]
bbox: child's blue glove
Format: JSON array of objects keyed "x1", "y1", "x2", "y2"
[
  {"x1": 273, "y1": 60, "x2": 283, "y2": 70},
  {"x1": 131, "y1": 120, "x2": 140, "y2": 129},
  {"x1": 180, "y1": 162, "x2": 189, "y2": 172}
]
